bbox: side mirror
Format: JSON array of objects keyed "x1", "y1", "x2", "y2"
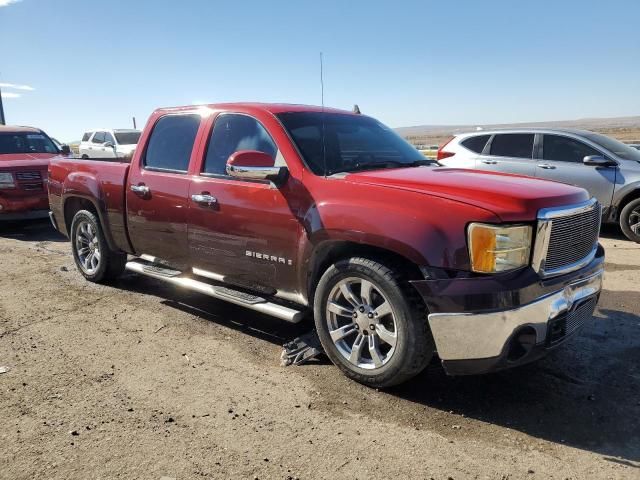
[
  {"x1": 583, "y1": 155, "x2": 616, "y2": 167},
  {"x1": 60, "y1": 144, "x2": 71, "y2": 155},
  {"x1": 226, "y1": 150, "x2": 288, "y2": 186},
  {"x1": 104, "y1": 141, "x2": 115, "y2": 149}
]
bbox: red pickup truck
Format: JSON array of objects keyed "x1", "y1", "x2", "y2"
[
  {"x1": 48, "y1": 103, "x2": 604, "y2": 387},
  {"x1": 1, "y1": 125, "x2": 70, "y2": 221}
]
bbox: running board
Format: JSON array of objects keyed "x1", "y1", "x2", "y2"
[{"x1": 124, "y1": 260, "x2": 304, "y2": 323}]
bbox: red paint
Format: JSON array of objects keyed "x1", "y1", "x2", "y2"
[
  {"x1": 0, "y1": 151, "x2": 59, "y2": 217},
  {"x1": 49, "y1": 103, "x2": 591, "y2": 304},
  {"x1": 228, "y1": 150, "x2": 275, "y2": 168}
]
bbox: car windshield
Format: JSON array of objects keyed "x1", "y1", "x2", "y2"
[
  {"x1": 277, "y1": 112, "x2": 435, "y2": 175},
  {"x1": 114, "y1": 131, "x2": 141, "y2": 145},
  {"x1": 0, "y1": 132, "x2": 58, "y2": 155},
  {"x1": 584, "y1": 133, "x2": 640, "y2": 161}
]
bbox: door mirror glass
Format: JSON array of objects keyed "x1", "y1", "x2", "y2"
[
  {"x1": 226, "y1": 150, "x2": 288, "y2": 185},
  {"x1": 583, "y1": 155, "x2": 616, "y2": 167}
]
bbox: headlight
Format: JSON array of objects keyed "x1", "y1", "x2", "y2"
[
  {"x1": 468, "y1": 223, "x2": 532, "y2": 273},
  {"x1": 0, "y1": 172, "x2": 15, "y2": 189}
]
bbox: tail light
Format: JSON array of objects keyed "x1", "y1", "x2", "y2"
[{"x1": 437, "y1": 136, "x2": 455, "y2": 161}]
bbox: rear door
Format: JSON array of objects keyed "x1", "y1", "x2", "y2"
[
  {"x1": 535, "y1": 134, "x2": 616, "y2": 208},
  {"x1": 125, "y1": 113, "x2": 205, "y2": 269},
  {"x1": 187, "y1": 112, "x2": 301, "y2": 296},
  {"x1": 476, "y1": 133, "x2": 537, "y2": 176}
]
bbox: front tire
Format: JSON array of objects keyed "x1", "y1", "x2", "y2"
[
  {"x1": 619, "y1": 198, "x2": 640, "y2": 243},
  {"x1": 70, "y1": 210, "x2": 126, "y2": 282},
  {"x1": 313, "y1": 257, "x2": 433, "y2": 388}
]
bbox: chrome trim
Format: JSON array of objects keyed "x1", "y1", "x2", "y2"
[
  {"x1": 193, "y1": 267, "x2": 308, "y2": 306},
  {"x1": 531, "y1": 198, "x2": 601, "y2": 278},
  {"x1": 126, "y1": 260, "x2": 304, "y2": 323},
  {"x1": 48, "y1": 211, "x2": 58, "y2": 230},
  {"x1": 427, "y1": 269, "x2": 603, "y2": 361},
  {"x1": 226, "y1": 164, "x2": 283, "y2": 181},
  {"x1": 192, "y1": 267, "x2": 225, "y2": 282}
]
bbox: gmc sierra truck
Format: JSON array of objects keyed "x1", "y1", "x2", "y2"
[{"x1": 48, "y1": 103, "x2": 604, "y2": 387}]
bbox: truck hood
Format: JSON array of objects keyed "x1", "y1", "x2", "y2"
[
  {"x1": 345, "y1": 167, "x2": 590, "y2": 222},
  {"x1": 0, "y1": 152, "x2": 60, "y2": 169}
]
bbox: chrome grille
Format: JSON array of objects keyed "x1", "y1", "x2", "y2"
[
  {"x1": 15, "y1": 171, "x2": 42, "y2": 181},
  {"x1": 566, "y1": 297, "x2": 597, "y2": 336},
  {"x1": 533, "y1": 199, "x2": 601, "y2": 277}
]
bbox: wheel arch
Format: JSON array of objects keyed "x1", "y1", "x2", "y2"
[
  {"x1": 615, "y1": 187, "x2": 640, "y2": 221},
  {"x1": 305, "y1": 239, "x2": 425, "y2": 305},
  {"x1": 63, "y1": 195, "x2": 119, "y2": 252}
]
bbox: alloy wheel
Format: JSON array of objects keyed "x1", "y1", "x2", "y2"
[
  {"x1": 75, "y1": 221, "x2": 101, "y2": 275},
  {"x1": 325, "y1": 276, "x2": 398, "y2": 369}
]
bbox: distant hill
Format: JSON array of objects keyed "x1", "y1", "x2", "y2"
[{"x1": 396, "y1": 115, "x2": 640, "y2": 146}]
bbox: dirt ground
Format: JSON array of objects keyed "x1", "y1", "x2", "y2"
[{"x1": 0, "y1": 220, "x2": 639, "y2": 480}]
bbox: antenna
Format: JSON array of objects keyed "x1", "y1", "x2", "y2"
[{"x1": 320, "y1": 52, "x2": 327, "y2": 177}]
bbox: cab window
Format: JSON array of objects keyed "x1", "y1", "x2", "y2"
[
  {"x1": 144, "y1": 114, "x2": 200, "y2": 172},
  {"x1": 202, "y1": 114, "x2": 277, "y2": 176},
  {"x1": 92, "y1": 132, "x2": 105, "y2": 144}
]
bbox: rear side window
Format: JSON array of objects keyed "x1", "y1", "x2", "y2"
[
  {"x1": 203, "y1": 114, "x2": 277, "y2": 176},
  {"x1": 82, "y1": 132, "x2": 91, "y2": 142},
  {"x1": 461, "y1": 135, "x2": 490, "y2": 154},
  {"x1": 144, "y1": 115, "x2": 200, "y2": 172},
  {"x1": 490, "y1": 134, "x2": 534, "y2": 158},
  {"x1": 92, "y1": 132, "x2": 105, "y2": 144},
  {"x1": 542, "y1": 135, "x2": 601, "y2": 163}
]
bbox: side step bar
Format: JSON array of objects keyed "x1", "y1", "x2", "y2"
[{"x1": 124, "y1": 260, "x2": 304, "y2": 323}]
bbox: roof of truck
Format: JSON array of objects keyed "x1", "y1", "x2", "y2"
[
  {"x1": 156, "y1": 102, "x2": 357, "y2": 116},
  {"x1": 0, "y1": 125, "x2": 42, "y2": 133}
]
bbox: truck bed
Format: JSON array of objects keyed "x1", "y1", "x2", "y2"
[{"x1": 48, "y1": 157, "x2": 132, "y2": 251}]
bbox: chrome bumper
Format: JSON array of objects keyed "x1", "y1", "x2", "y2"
[{"x1": 427, "y1": 269, "x2": 603, "y2": 361}]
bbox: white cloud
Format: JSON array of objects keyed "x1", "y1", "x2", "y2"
[
  {"x1": 0, "y1": 82, "x2": 34, "y2": 91},
  {"x1": 1, "y1": 92, "x2": 22, "y2": 98},
  {"x1": 0, "y1": 0, "x2": 22, "y2": 7}
]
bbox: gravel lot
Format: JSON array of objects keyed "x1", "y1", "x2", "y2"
[{"x1": 0, "y1": 220, "x2": 639, "y2": 480}]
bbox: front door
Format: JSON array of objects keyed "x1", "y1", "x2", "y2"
[
  {"x1": 535, "y1": 134, "x2": 616, "y2": 208},
  {"x1": 477, "y1": 133, "x2": 537, "y2": 177},
  {"x1": 187, "y1": 113, "x2": 302, "y2": 297},
  {"x1": 126, "y1": 113, "x2": 203, "y2": 269}
]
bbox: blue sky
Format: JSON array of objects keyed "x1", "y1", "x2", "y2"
[{"x1": 1, "y1": 0, "x2": 639, "y2": 142}]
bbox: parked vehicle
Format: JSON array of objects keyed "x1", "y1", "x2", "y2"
[
  {"x1": 49, "y1": 104, "x2": 604, "y2": 387},
  {"x1": 0, "y1": 125, "x2": 69, "y2": 221},
  {"x1": 79, "y1": 129, "x2": 141, "y2": 159},
  {"x1": 629, "y1": 144, "x2": 640, "y2": 151},
  {"x1": 437, "y1": 129, "x2": 640, "y2": 242}
]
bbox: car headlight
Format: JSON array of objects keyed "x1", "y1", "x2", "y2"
[
  {"x1": 0, "y1": 172, "x2": 15, "y2": 189},
  {"x1": 468, "y1": 223, "x2": 532, "y2": 273}
]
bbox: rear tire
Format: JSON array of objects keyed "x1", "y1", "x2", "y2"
[
  {"x1": 70, "y1": 209, "x2": 126, "y2": 282},
  {"x1": 619, "y1": 198, "x2": 640, "y2": 243},
  {"x1": 81, "y1": 154, "x2": 89, "y2": 159},
  {"x1": 313, "y1": 257, "x2": 433, "y2": 388}
]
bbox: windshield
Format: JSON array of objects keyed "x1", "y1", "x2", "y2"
[
  {"x1": 584, "y1": 133, "x2": 640, "y2": 161},
  {"x1": 114, "y1": 131, "x2": 141, "y2": 145},
  {"x1": 0, "y1": 132, "x2": 58, "y2": 155},
  {"x1": 277, "y1": 112, "x2": 433, "y2": 175}
]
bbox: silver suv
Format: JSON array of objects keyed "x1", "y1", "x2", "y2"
[{"x1": 438, "y1": 128, "x2": 640, "y2": 242}]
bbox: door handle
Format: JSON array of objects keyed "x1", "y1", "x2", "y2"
[
  {"x1": 191, "y1": 193, "x2": 217, "y2": 206},
  {"x1": 130, "y1": 184, "x2": 150, "y2": 196},
  {"x1": 481, "y1": 160, "x2": 498, "y2": 164},
  {"x1": 538, "y1": 163, "x2": 556, "y2": 169}
]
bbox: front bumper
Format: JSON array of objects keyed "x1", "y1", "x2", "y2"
[
  {"x1": 0, "y1": 193, "x2": 49, "y2": 220},
  {"x1": 412, "y1": 245, "x2": 604, "y2": 375}
]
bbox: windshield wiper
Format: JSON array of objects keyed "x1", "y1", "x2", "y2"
[{"x1": 330, "y1": 158, "x2": 438, "y2": 175}]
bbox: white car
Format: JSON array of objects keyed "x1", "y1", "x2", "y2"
[{"x1": 79, "y1": 129, "x2": 141, "y2": 159}]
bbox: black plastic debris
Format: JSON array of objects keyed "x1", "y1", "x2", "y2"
[{"x1": 281, "y1": 329, "x2": 325, "y2": 366}]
